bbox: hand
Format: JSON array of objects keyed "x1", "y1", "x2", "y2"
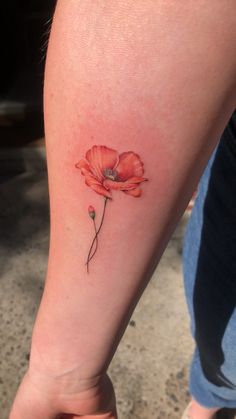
[{"x1": 9, "y1": 370, "x2": 117, "y2": 419}]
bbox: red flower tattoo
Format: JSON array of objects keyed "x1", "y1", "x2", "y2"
[{"x1": 75, "y1": 145, "x2": 148, "y2": 273}]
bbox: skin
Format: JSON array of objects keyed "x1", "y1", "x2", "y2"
[{"x1": 9, "y1": 1, "x2": 236, "y2": 418}]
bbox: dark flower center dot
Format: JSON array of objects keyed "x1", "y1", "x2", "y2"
[{"x1": 103, "y1": 168, "x2": 118, "y2": 181}]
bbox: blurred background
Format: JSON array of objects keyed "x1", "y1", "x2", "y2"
[{"x1": 0, "y1": 1, "x2": 56, "y2": 150}]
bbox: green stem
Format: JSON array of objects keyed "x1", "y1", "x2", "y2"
[{"x1": 86, "y1": 197, "x2": 108, "y2": 273}]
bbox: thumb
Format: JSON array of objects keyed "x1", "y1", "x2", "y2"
[{"x1": 9, "y1": 373, "x2": 58, "y2": 419}]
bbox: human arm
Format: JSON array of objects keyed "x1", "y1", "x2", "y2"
[{"x1": 10, "y1": 1, "x2": 236, "y2": 418}]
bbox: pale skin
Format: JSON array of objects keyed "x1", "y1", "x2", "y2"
[{"x1": 9, "y1": 1, "x2": 236, "y2": 418}]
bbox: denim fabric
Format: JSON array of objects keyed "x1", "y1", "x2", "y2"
[{"x1": 183, "y1": 110, "x2": 236, "y2": 408}]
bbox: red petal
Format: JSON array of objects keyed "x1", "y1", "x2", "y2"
[
  {"x1": 103, "y1": 177, "x2": 147, "y2": 191},
  {"x1": 116, "y1": 152, "x2": 145, "y2": 181},
  {"x1": 89, "y1": 183, "x2": 112, "y2": 199},
  {"x1": 124, "y1": 188, "x2": 142, "y2": 197},
  {"x1": 85, "y1": 173, "x2": 112, "y2": 199},
  {"x1": 88, "y1": 205, "x2": 95, "y2": 213},
  {"x1": 75, "y1": 159, "x2": 91, "y2": 174},
  {"x1": 76, "y1": 158, "x2": 100, "y2": 180},
  {"x1": 86, "y1": 146, "x2": 119, "y2": 181}
]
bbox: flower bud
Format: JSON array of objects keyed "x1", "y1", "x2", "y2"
[{"x1": 88, "y1": 205, "x2": 96, "y2": 219}]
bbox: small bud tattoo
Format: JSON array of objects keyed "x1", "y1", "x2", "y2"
[{"x1": 88, "y1": 205, "x2": 96, "y2": 220}]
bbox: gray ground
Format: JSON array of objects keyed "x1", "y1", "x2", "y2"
[{"x1": 0, "y1": 149, "x2": 234, "y2": 418}]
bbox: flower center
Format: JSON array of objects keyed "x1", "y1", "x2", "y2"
[{"x1": 103, "y1": 168, "x2": 118, "y2": 181}]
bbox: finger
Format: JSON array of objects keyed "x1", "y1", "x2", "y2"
[
  {"x1": 60, "y1": 412, "x2": 117, "y2": 419},
  {"x1": 81, "y1": 406, "x2": 118, "y2": 419},
  {"x1": 80, "y1": 414, "x2": 117, "y2": 419}
]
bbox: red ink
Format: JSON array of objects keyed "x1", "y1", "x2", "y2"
[
  {"x1": 88, "y1": 205, "x2": 96, "y2": 219},
  {"x1": 76, "y1": 145, "x2": 148, "y2": 273}
]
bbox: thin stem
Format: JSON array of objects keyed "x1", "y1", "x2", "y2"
[
  {"x1": 86, "y1": 197, "x2": 109, "y2": 273},
  {"x1": 90, "y1": 218, "x2": 98, "y2": 261}
]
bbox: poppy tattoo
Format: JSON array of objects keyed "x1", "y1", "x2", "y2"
[{"x1": 76, "y1": 145, "x2": 148, "y2": 272}]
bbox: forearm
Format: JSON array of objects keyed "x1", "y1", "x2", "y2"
[{"x1": 31, "y1": 0, "x2": 236, "y2": 391}]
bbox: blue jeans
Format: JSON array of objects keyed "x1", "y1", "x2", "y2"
[{"x1": 183, "y1": 110, "x2": 236, "y2": 408}]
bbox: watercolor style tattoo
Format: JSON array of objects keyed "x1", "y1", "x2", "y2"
[{"x1": 76, "y1": 145, "x2": 148, "y2": 273}]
